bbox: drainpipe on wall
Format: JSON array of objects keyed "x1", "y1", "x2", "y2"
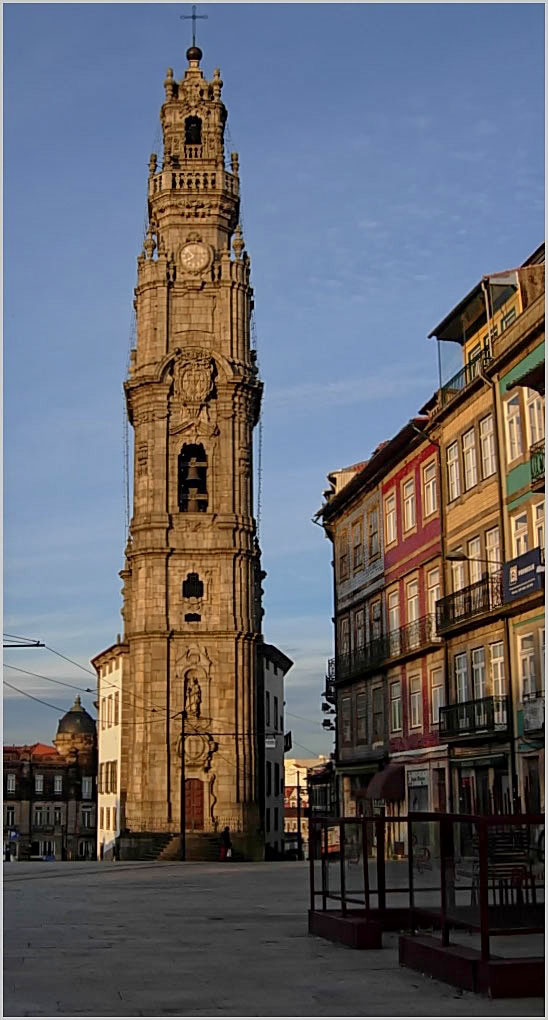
[{"x1": 480, "y1": 280, "x2": 519, "y2": 810}]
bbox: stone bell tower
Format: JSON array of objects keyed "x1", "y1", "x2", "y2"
[{"x1": 113, "y1": 43, "x2": 263, "y2": 857}]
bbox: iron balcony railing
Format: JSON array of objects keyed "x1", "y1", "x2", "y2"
[
  {"x1": 440, "y1": 352, "x2": 491, "y2": 408},
  {"x1": 435, "y1": 571, "x2": 503, "y2": 633},
  {"x1": 439, "y1": 695, "x2": 508, "y2": 739},
  {"x1": 523, "y1": 690, "x2": 545, "y2": 732},
  {"x1": 385, "y1": 613, "x2": 438, "y2": 657},
  {"x1": 333, "y1": 614, "x2": 437, "y2": 682},
  {"x1": 530, "y1": 438, "x2": 545, "y2": 487}
]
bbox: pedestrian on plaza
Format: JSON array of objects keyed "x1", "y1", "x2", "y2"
[{"x1": 220, "y1": 826, "x2": 232, "y2": 861}]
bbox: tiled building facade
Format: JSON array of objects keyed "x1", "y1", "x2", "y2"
[{"x1": 318, "y1": 244, "x2": 544, "y2": 827}]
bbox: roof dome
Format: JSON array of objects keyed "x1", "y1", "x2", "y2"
[{"x1": 57, "y1": 696, "x2": 96, "y2": 736}]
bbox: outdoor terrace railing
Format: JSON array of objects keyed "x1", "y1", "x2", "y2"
[
  {"x1": 435, "y1": 571, "x2": 503, "y2": 633},
  {"x1": 439, "y1": 694, "x2": 508, "y2": 739},
  {"x1": 530, "y1": 438, "x2": 545, "y2": 488},
  {"x1": 440, "y1": 353, "x2": 490, "y2": 408},
  {"x1": 309, "y1": 811, "x2": 544, "y2": 965}
]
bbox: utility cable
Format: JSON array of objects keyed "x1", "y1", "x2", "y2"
[
  {"x1": 3, "y1": 680, "x2": 69, "y2": 714},
  {"x1": 44, "y1": 646, "x2": 95, "y2": 677},
  {"x1": 3, "y1": 664, "x2": 94, "y2": 694},
  {"x1": 285, "y1": 710, "x2": 327, "y2": 731}
]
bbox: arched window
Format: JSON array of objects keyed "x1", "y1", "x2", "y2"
[
  {"x1": 185, "y1": 116, "x2": 202, "y2": 146},
  {"x1": 182, "y1": 573, "x2": 204, "y2": 599},
  {"x1": 178, "y1": 444, "x2": 208, "y2": 512}
]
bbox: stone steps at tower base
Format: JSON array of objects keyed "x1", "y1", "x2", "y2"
[{"x1": 119, "y1": 830, "x2": 257, "y2": 862}]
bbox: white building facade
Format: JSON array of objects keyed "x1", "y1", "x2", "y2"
[
  {"x1": 93, "y1": 642, "x2": 126, "y2": 859},
  {"x1": 259, "y1": 643, "x2": 292, "y2": 857}
]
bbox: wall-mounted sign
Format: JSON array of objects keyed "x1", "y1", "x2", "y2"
[
  {"x1": 523, "y1": 697, "x2": 545, "y2": 732},
  {"x1": 407, "y1": 769, "x2": 429, "y2": 788},
  {"x1": 503, "y1": 547, "x2": 544, "y2": 602},
  {"x1": 284, "y1": 731, "x2": 292, "y2": 752},
  {"x1": 265, "y1": 736, "x2": 276, "y2": 749}
]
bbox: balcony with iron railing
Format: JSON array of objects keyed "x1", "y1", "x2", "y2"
[
  {"x1": 530, "y1": 438, "x2": 545, "y2": 491},
  {"x1": 331, "y1": 614, "x2": 438, "y2": 683},
  {"x1": 522, "y1": 690, "x2": 545, "y2": 732},
  {"x1": 435, "y1": 571, "x2": 503, "y2": 634},
  {"x1": 439, "y1": 695, "x2": 508, "y2": 739},
  {"x1": 439, "y1": 352, "x2": 490, "y2": 408}
]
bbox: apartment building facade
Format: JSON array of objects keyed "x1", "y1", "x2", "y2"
[
  {"x1": 3, "y1": 698, "x2": 97, "y2": 861},
  {"x1": 319, "y1": 425, "x2": 449, "y2": 819},
  {"x1": 317, "y1": 242, "x2": 544, "y2": 830},
  {"x1": 381, "y1": 429, "x2": 446, "y2": 819},
  {"x1": 427, "y1": 246, "x2": 544, "y2": 816},
  {"x1": 258, "y1": 642, "x2": 293, "y2": 857}
]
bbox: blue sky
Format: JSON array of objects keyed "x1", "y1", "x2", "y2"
[{"x1": 4, "y1": 3, "x2": 545, "y2": 756}]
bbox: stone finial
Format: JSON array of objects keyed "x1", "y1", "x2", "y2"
[
  {"x1": 164, "y1": 67, "x2": 175, "y2": 99},
  {"x1": 231, "y1": 152, "x2": 239, "y2": 175},
  {"x1": 148, "y1": 153, "x2": 158, "y2": 176},
  {"x1": 212, "y1": 67, "x2": 223, "y2": 98},
  {"x1": 143, "y1": 225, "x2": 156, "y2": 260},
  {"x1": 232, "y1": 224, "x2": 244, "y2": 259}
]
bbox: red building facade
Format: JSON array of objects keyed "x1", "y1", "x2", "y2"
[{"x1": 381, "y1": 432, "x2": 447, "y2": 816}]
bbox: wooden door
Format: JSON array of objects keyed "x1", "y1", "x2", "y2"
[{"x1": 185, "y1": 778, "x2": 204, "y2": 831}]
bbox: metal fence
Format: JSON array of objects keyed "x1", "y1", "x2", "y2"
[{"x1": 309, "y1": 812, "x2": 544, "y2": 962}]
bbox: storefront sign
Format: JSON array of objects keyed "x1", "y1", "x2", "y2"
[
  {"x1": 407, "y1": 769, "x2": 428, "y2": 788},
  {"x1": 503, "y1": 548, "x2": 544, "y2": 602},
  {"x1": 523, "y1": 697, "x2": 545, "y2": 732}
]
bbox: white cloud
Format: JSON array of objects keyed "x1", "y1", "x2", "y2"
[{"x1": 268, "y1": 370, "x2": 433, "y2": 412}]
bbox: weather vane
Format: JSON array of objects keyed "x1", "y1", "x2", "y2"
[{"x1": 181, "y1": 5, "x2": 208, "y2": 49}]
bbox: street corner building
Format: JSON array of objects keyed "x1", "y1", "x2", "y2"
[
  {"x1": 92, "y1": 43, "x2": 283, "y2": 861},
  {"x1": 4, "y1": 697, "x2": 97, "y2": 862}
]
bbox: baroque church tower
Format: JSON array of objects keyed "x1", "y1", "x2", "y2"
[{"x1": 94, "y1": 43, "x2": 264, "y2": 859}]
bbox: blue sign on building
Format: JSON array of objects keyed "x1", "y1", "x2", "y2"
[{"x1": 503, "y1": 547, "x2": 544, "y2": 602}]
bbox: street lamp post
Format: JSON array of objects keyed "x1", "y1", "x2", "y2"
[
  {"x1": 445, "y1": 552, "x2": 503, "y2": 567},
  {"x1": 296, "y1": 770, "x2": 303, "y2": 861},
  {"x1": 178, "y1": 710, "x2": 187, "y2": 862}
]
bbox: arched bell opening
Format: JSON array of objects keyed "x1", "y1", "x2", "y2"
[
  {"x1": 185, "y1": 116, "x2": 202, "y2": 146},
  {"x1": 178, "y1": 444, "x2": 208, "y2": 512}
]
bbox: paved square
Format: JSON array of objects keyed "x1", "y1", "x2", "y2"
[{"x1": 3, "y1": 861, "x2": 544, "y2": 1016}]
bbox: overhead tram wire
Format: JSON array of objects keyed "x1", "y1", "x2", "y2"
[
  {"x1": 3, "y1": 632, "x2": 45, "y2": 648},
  {"x1": 4, "y1": 679, "x2": 70, "y2": 714},
  {"x1": 4, "y1": 663, "x2": 165, "y2": 717},
  {"x1": 4, "y1": 664, "x2": 94, "y2": 694},
  {"x1": 44, "y1": 645, "x2": 95, "y2": 677},
  {"x1": 38, "y1": 645, "x2": 169, "y2": 716}
]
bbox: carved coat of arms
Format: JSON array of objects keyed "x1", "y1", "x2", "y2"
[{"x1": 169, "y1": 348, "x2": 218, "y2": 438}]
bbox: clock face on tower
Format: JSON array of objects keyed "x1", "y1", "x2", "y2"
[{"x1": 180, "y1": 242, "x2": 210, "y2": 273}]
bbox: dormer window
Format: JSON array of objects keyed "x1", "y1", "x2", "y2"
[{"x1": 185, "y1": 116, "x2": 202, "y2": 146}]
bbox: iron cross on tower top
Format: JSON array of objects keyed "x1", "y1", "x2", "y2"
[{"x1": 181, "y1": 4, "x2": 208, "y2": 48}]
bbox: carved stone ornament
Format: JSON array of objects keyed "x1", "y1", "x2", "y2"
[
  {"x1": 179, "y1": 730, "x2": 218, "y2": 773},
  {"x1": 169, "y1": 347, "x2": 219, "y2": 439}
]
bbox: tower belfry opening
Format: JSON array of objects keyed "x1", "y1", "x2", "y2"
[{"x1": 178, "y1": 444, "x2": 208, "y2": 512}]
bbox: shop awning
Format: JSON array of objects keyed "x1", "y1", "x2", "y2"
[{"x1": 365, "y1": 764, "x2": 405, "y2": 802}]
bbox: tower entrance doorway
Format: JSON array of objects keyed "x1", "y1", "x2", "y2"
[{"x1": 185, "y1": 778, "x2": 204, "y2": 830}]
